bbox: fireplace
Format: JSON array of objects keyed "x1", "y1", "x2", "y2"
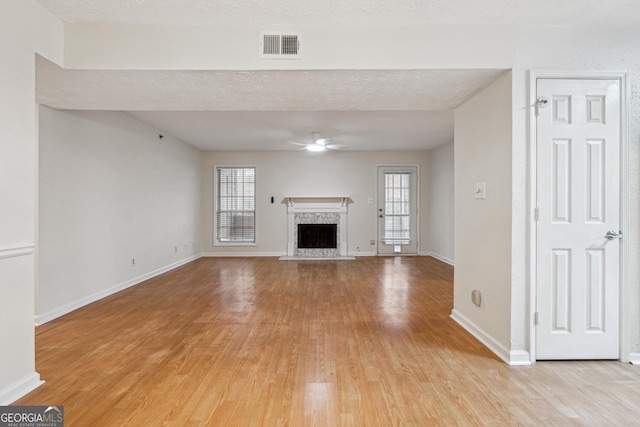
[
  {"x1": 281, "y1": 196, "x2": 353, "y2": 259},
  {"x1": 297, "y1": 224, "x2": 337, "y2": 249}
]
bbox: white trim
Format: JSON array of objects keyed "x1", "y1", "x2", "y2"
[
  {"x1": 376, "y1": 253, "x2": 419, "y2": 257},
  {"x1": 212, "y1": 242, "x2": 258, "y2": 247},
  {"x1": 202, "y1": 251, "x2": 374, "y2": 258},
  {"x1": 279, "y1": 256, "x2": 356, "y2": 261},
  {"x1": 629, "y1": 353, "x2": 640, "y2": 366},
  {"x1": 528, "y1": 70, "x2": 538, "y2": 364},
  {"x1": 35, "y1": 255, "x2": 200, "y2": 325},
  {"x1": 0, "y1": 372, "x2": 44, "y2": 405},
  {"x1": 451, "y1": 309, "x2": 531, "y2": 366},
  {"x1": 508, "y1": 350, "x2": 533, "y2": 366},
  {"x1": 0, "y1": 244, "x2": 35, "y2": 260},
  {"x1": 348, "y1": 251, "x2": 376, "y2": 257},
  {"x1": 528, "y1": 70, "x2": 630, "y2": 363},
  {"x1": 619, "y1": 71, "x2": 631, "y2": 363},
  {"x1": 421, "y1": 251, "x2": 454, "y2": 266},
  {"x1": 202, "y1": 252, "x2": 284, "y2": 257}
]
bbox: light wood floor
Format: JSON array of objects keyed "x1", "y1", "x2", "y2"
[{"x1": 16, "y1": 257, "x2": 640, "y2": 426}]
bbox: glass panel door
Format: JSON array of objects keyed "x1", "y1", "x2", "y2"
[{"x1": 377, "y1": 166, "x2": 418, "y2": 255}]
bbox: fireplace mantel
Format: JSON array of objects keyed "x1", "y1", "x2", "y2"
[
  {"x1": 283, "y1": 196, "x2": 351, "y2": 212},
  {"x1": 281, "y1": 196, "x2": 353, "y2": 259}
]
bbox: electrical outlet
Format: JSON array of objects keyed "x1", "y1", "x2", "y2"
[
  {"x1": 471, "y1": 290, "x2": 482, "y2": 307},
  {"x1": 131, "y1": 258, "x2": 135, "y2": 267},
  {"x1": 370, "y1": 240, "x2": 375, "y2": 245},
  {"x1": 174, "y1": 246, "x2": 178, "y2": 253}
]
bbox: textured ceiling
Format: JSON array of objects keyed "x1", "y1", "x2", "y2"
[
  {"x1": 36, "y1": 0, "x2": 640, "y2": 26},
  {"x1": 37, "y1": 56, "x2": 503, "y2": 150},
  {"x1": 127, "y1": 110, "x2": 454, "y2": 151},
  {"x1": 37, "y1": 57, "x2": 503, "y2": 111}
]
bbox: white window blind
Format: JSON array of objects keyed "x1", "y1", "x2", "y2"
[
  {"x1": 383, "y1": 172, "x2": 411, "y2": 244},
  {"x1": 217, "y1": 167, "x2": 255, "y2": 243}
]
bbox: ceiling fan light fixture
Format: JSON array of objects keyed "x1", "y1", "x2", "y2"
[{"x1": 306, "y1": 144, "x2": 326, "y2": 152}]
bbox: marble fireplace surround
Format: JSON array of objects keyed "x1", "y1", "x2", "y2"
[{"x1": 280, "y1": 196, "x2": 355, "y2": 260}]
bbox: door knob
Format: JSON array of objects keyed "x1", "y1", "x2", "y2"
[
  {"x1": 605, "y1": 230, "x2": 622, "y2": 240},
  {"x1": 379, "y1": 214, "x2": 384, "y2": 218}
]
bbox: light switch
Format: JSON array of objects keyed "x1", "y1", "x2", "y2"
[{"x1": 474, "y1": 182, "x2": 486, "y2": 199}]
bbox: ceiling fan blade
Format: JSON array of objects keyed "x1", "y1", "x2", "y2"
[
  {"x1": 287, "y1": 140, "x2": 308, "y2": 147},
  {"x1": 315, "y1": 138, "x2": 333, "y2": 146},
  {"x1": 326, "y1": 144, "x2": 346, "y2": 150}
]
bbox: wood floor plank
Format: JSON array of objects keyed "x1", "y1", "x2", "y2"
[{"x1": 13, "y1": 256, "x2": 640, "y2": 426}]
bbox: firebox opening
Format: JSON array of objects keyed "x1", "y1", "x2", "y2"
[{"x1": 298, "y1": 224, "x2": 337, "y2": 249}]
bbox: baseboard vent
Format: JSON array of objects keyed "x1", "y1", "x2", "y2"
[{"x1": 260, "y1": 32, "x2": 301, "y2": 58}]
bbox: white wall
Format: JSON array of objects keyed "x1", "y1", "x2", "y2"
[
  {"x1": 453, "y1": 71, "x2": 513, "y2": 361},
  {"x1": 37, "y1": 107, "x2": 202, "y2": 323},
  {"x1": 63, "y1": 23, "x2": 514, "y2": 70},
  {"x1": 0, "y1": 2, "x2": 63, "y2": 405},
  {"x1": 201, "y1": 150, "x2": 430, "y2": 256},
  {"x1": 426, "y1": 141, "x2": 454, "y2": 264}
]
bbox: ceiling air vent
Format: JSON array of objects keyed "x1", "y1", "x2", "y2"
[{"x1": 260, "y1": 33, "x2": 301, "y2": 59}]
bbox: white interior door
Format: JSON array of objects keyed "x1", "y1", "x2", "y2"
[
  {"x1": 377, "y1": 166, "x2": 418, "y2": 255},
  {"x1": 535, "y1": 78, "x2": 621, "y2": 360}
]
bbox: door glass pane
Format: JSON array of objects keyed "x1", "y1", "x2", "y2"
[{"x1": 383, "y1": 172, "x2": 411, "y2": 243}]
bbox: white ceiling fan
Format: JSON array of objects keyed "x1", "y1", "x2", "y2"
[{"x1": 288, "y1": 132, "x2": 345, "y2": 152}]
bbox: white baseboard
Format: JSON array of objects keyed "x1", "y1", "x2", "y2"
[
  {"x1": 202, "y1": 251, "x2": 377, "y2": 258},
  {"x1": 421, "y1": 252, "x2": 454, "y2": 266},
  {"x1": 450, "y1": 309, "x2": 531, "y2": 366},
  {"x1": 201, "y1": 252, "x2": 284, "y2": 257},
  {"x1": 0, "y1": 372, "x2": 44, "y2": 405},
  {"x1": 35, "y1": 255, "x2": 201, "y2": 325},
  {"x1": 508, "y1": 350, "x2": 533, "y2": 366},
  {"x1": 629, "y1": 353, "x2": 640, "y2": 365},
  {"x1": 348, "y1": 251, "x2": 376, "y2": 257}
]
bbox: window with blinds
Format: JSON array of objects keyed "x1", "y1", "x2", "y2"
[
  {"x1": 383, "y1": 172, "x2": 411, "y2": 244},
  {"x1": 216, "y1": 167, "x2": 256, "y2": 243}
]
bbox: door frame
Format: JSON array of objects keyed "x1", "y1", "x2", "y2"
[
  {"x1": 528, "y1": 70, "x2": 630, "y2": 363},
  {"x1": 376, "y1": 164, "x2": 420, "y2": 256}
]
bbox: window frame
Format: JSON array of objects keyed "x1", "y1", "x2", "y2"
[{"x1": 213, "y1": 165, "x2": 257, "y2": 247}]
